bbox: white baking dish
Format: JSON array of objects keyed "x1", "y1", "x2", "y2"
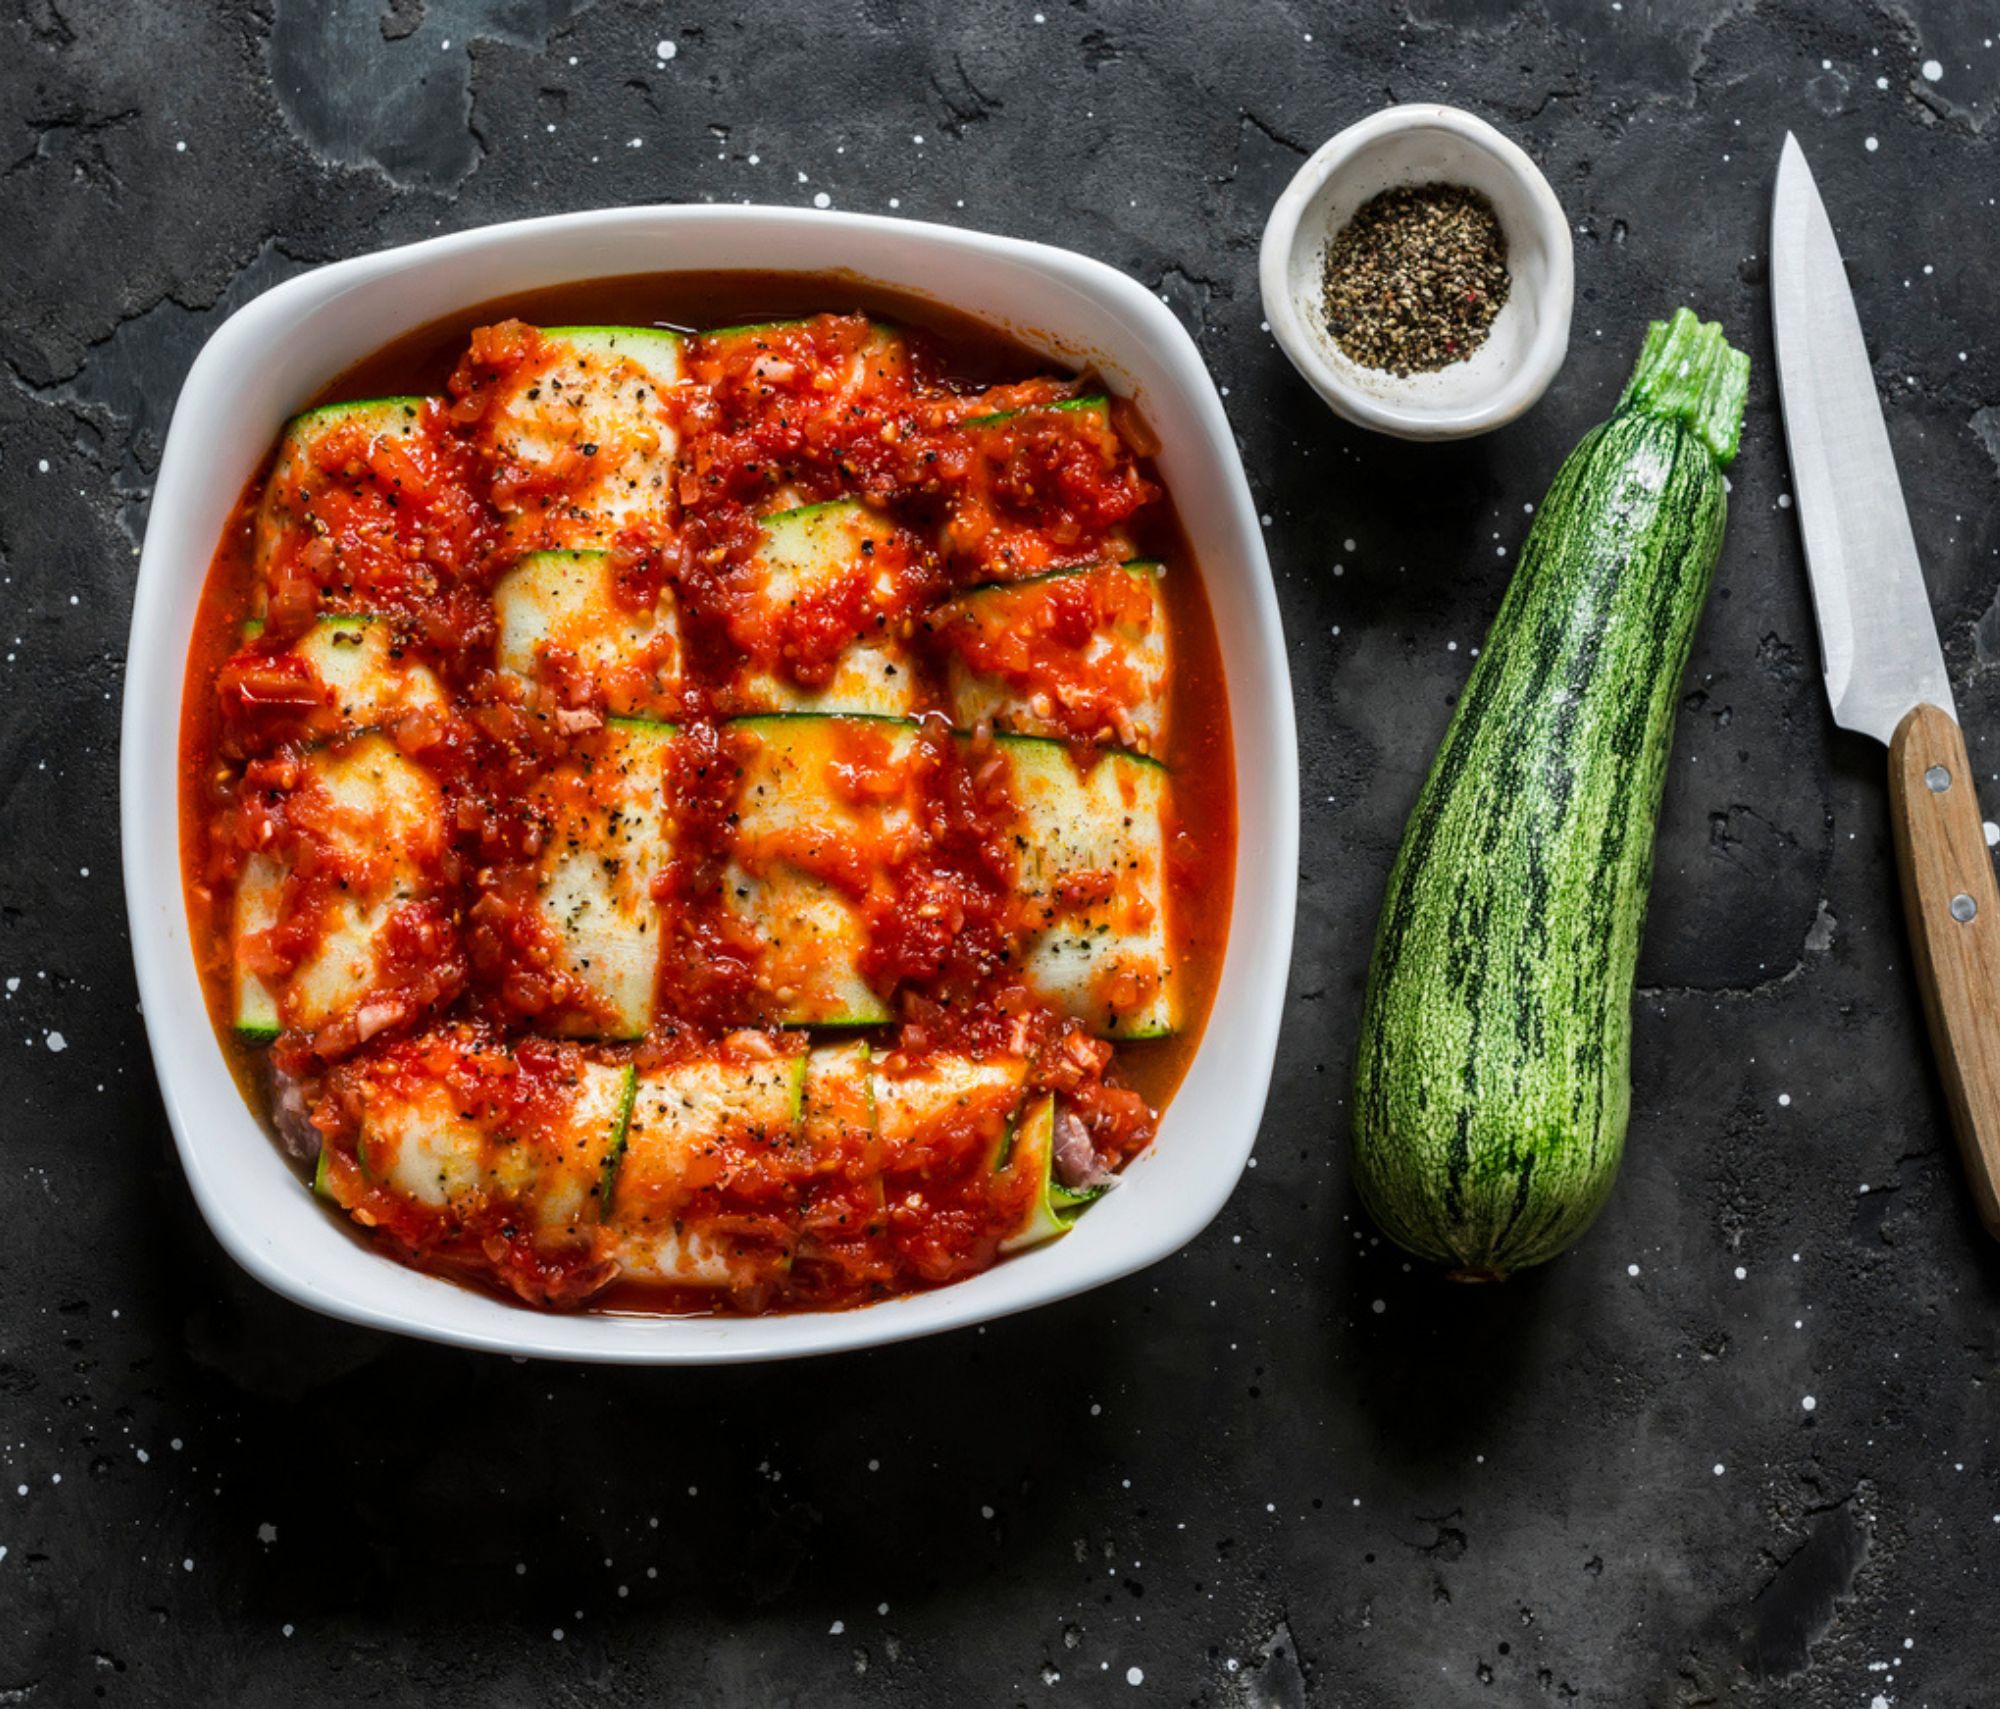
[{"x1": 119, "y1": 204, "x2": 1298, "y2": 1363}]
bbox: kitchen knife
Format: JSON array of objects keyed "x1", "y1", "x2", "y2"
[{"x1": 1772, "y1": 132, "x2": 2000, "y2": 1237}]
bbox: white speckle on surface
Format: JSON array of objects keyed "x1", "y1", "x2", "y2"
[
  {"x1": 1778, "y1": 1092, "x2": 1791, "y2": 1107},
  {"x1": 830, "y1": 1619, "x2": 845, "y2": 1634},
  {"x1": 1090, "y1": 1403, "x2": 1101, "y2": 1416},
  {"x1": 257, "y1": 1522, "x2": 277, "y2": 1544},
  {"x1": 552, "y1": 1628, "x2": 564, "y2": 1642},
  {"x1": 877, "y1": 1602, "x2": 889, "y2": 1616},
  {"x1": 980, "y1": 1504, "x2": 994, "y2": 1519},
  {"x1": 813, "y1": 191, "x2": 831, "y2": 208},
  {"x1": 1984, "y1": 821, "x2": 1998, "y2": 848},
  {"x1": 1802, "y1": 1395, "x2": 1817, "y2": 1412},
  {"x1": 45, "y1": 1032, "x2": 65, "y2": 1053},
  {"x1": 1877, "y1": 74, "x2": 1890, "y2": 89},
  {"x1": 1778, "y1": 493, "x2": 1792, "y2": 508},
  {"x1": 1866, "y1": 136, "x2": 1879, "y2": 152},
  {"x1": 36, "y1": 459, "x2": 48, "y2": 474},
  {"x1": 1627, "y1": 1263, "x2": 1641, "y2": 1277},
  {"x1": 281, "y1": 1622, "x2": 292, "y2": 1636},
  {"x1": 656, "y1": 39, "x2": 677, "y2": 60},
  {"x1": 1713, "y1": 1463, "x2": 1725, "y2": 1476},
  {"x1": 1127, "y1": 1667, "x2": 1145, "y2": 1686},
  {"x1": 1371, "y1": 1298, "x2": 1386, "y2": 1314},
  {"x1": 182, "y1": 1557, "x2": 194, "y2": 1572},
  {"x1": 1922, "y1": 58, "x2": 1943, "y2": 81},
  {"x1": 1734, "y1": 1266, "x2": 1747, "y2": 1280}
]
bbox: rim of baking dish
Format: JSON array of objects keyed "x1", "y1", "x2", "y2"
[{"x1": 120, "y1": 204, "x2": 1299, "y2": 1364}]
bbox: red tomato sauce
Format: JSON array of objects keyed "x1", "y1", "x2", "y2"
[{"x1": 179, "y1": 272, "x2": 1236, "y2": 1316}]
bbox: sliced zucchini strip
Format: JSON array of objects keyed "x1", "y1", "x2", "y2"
[
  {"x1": 872, "y1": 1052, "x2": 1030, "y2": 1168},
  {"x1": 697, "y1": 319, "x2": 910, "y2": 392},
  {"x1": 723, "y1": 714, "x2": 922, "y2": 1026},
  {"x1": 800, "y1": 1040, "x2": 875, "y2": 1163},
  {"x1": 992, "y1": 735, "x2": 1176, "y2": 1039},
  {"x1": 475, "y1": 326, "x2": 684, "y2": 549},
  {"x1": 721, "y1": 863, "x2": 892, "y2": 1026},
  {"x1": 753, "y1": 500, "x2": 901, "y2": 609},
  {"x1": 354, "y1": 1062, "x2": 491, "y2": 1213},
  {"x1": 528, "y1": 716, "x2": 674, "y2": 1040},
  {"x1": 607, "y1": 1051, "x2": 808, "y2": 1285},
  {"x1": 254, "y1": 396, "x2": 432, "y2": 579},
  {"x1": 290, "y1": 614, "x2": 448, "y2": 731},
  {"x1": 335, "y1": 1041, "x2": 632, "y2": 1246},
  {"x1": 994, "y1": 1095, "x2": 1107, "y2": 1253},
  {"x1": 231, "y1": 733, "x2": 450, "y2": 1037},
  {"x1": 492, "y1": 548, "x2": 681, "y2": 717},
  {"x1": 963, "y1": 392, "x2": 1111, "y2": 433},
  {"x1": 730, "y1": 500, "x2": 920, "y2": 718},
  {"x1": 231, "y1": 853, "x2": 284, "y2": 1040},
  {"x1": 933, "y1": 561, "x2": 1167, "y2": 749},
  {"x1": 512, "y1": 1061, "x2": 637, "y2": 1242},
  {"x1": 735, "y1": 645, "x2": 916, "y2": 720}
]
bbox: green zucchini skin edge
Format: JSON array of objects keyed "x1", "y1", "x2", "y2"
[{"x1": 1351, "y1": 310, "x2": 1750, "y2": 1278}]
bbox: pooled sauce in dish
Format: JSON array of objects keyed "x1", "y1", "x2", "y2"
[{"x1": 179, "y1": 272, "x2": 1235, "y2": 1315}]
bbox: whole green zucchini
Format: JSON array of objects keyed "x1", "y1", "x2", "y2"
[{"x1": 1352, "y1": 309, "x2": 1750, "y2": 1278}]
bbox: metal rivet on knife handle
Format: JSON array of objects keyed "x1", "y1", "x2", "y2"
[{"x1": 1927, "y1": 764, "x2": 1951, "y2": 793}]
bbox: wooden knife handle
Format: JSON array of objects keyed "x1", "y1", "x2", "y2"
[{"x1": 1889, "y1": 702, "x2": 2000, "y2": 1238}]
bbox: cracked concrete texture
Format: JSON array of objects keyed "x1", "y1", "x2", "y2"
[{"x1": 1, "y1": 1, "x2": 1997, "y2": 1705}]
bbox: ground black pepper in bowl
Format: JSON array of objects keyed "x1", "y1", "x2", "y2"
[{"x1": 1320, "y1": 182, "x2": 1511, "y2": 375}]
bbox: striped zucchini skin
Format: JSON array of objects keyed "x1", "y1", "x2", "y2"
[{"x1": 1352, "y1": 311, "x2": 1748, "y2": 1277}]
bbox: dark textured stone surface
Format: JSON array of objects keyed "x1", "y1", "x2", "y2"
[{"x1": 1, "y1": 2, "x2": 1996, "y2": 1703}]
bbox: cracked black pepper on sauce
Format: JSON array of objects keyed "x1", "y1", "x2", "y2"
[{"x1": 1320, "y1": 182, "x2": 1511, "y2": 375}]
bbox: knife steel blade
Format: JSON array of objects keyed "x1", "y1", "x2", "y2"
[{"x1": 1771, "y1": 131, "x2": 1952, "y2": 746}]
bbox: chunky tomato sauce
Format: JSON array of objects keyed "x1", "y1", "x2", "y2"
[{"x1": 180, "y1": 273, "x2": 1235, "y2": 1316}]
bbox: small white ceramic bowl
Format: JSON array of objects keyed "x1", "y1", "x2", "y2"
[
  {"x1": 1259, "y1": 104, "x2": 1573, "y2": 440},
  {"x1": 120, "y1": 205, "x2": 1299, "y2": 1365}
]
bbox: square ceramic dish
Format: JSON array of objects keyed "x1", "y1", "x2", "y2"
[{"x1": 120, "y1": 205, "x2": 1298, "y2": 1363}]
